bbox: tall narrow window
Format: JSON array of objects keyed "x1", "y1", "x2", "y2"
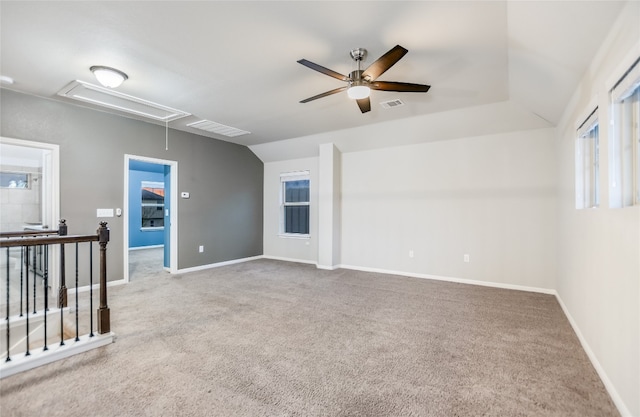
[
  {"x1": 576, "y1": 108, "x2": 599, "y2": 209},
  {"x1": 280, "y1": 171, "x2": 310, "y2": 236},
  {"x1": 141, "y1": 181, "x2": 164, "y2": 229},
  {"x1": 610, "y1": 56, "x2": 640, "y2": 207}
]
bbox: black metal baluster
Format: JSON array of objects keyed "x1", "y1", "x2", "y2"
[
  {"x1": 25, "y1": 246, "x2": 30, "y2": 356},
  {"x1": 75, "y1": 243, "x2": 79, "y2": 342},
  {"x1": 89, "y1": 241, "x2": 94, "y2": 337},
  {"x1": 32, "y1": 244, "x2": 37, "y2": 314},
  {"x1": 5, "y1": 248, "x2": 9, "y2": 320},
  {"x1": 60, "y1": 243, "x2": 64, "y2": 346},
  {"x1": 5, "y1": 248, "x2": 10, "y2": 362},
  {"x1": 19, "y1": 246, "x2": 23, "y2": 317},
  {"x1": 43, "y1": 244, "x2": 49, "y2": 351}
]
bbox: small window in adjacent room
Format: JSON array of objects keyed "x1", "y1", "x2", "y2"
[
  {"x1": 280, "y1": 171, "x2": 310, "y2": 236},
  {"x1": 576, "y1": 108, "x2": 599, "y2": 209},
  {"x1": 0, "y1": 172, "x2": 30, "y2": 189},
  {"x1": 141, "y1": 181, "x2": 164, "y2": 229},
  {"x1": 610, "y1": 56, "x2": 640, "y2": 208}
]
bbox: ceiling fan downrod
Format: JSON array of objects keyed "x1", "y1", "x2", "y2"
[{"x1": 349, "y1": 48, "x2": 367, "y2": 85}]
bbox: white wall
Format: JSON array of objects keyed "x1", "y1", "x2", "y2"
[
  {"x1": 555, "y1": 2, "x2": 640, "y2": 415},
  {"x1": 263, "y1": 157, "x2": 319, "y2": 263},
  {"x1": 341, "y1": 128, "x2": 557, "y2": 291}
]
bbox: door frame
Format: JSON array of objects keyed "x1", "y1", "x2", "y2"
[
  {"x1": 123, "y1": 154, "x2": 178, "y2": 281},
  {"x1": 0, "y1": 136, "x2": 60, "y2": 289}
]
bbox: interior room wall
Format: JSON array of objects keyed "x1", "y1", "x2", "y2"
[
  {"x1": 554, "y1": 1, "x2": 639, "y2": 415},
  {"x1": 340, "y1": 128, "x2": 558, "y2": 291},
  {"x1": 263, "y1": 157, "x2": 319, "y2": 263},
  {"x1": 1, "y1": 89, "x2": 264, "y2": 279}
]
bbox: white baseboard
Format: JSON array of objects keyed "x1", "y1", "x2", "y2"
[
  {"x1": 316, "y1": 264, "x2": 340, "y2": 270},
  {"x1": 555, "y1": 294, "x2": 632, "y2": 417},
  {"x1": 262, "y1": 255, "x2": 318, "y2": 266},
  {"x1": 68, "y1": 279, "x2": 127, "y2": 294},
  {"x1": 338, "y1": 263, "x2": 556, "y2": 295},
  {"x1": 176, "y1": 255, "x2": 263, "y2": 274}
]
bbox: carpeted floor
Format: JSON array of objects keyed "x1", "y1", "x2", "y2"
[
  {"x1": 0, "y1": 259, "x2": 619, "y2": 416},
  {"x1": 128, "y1": 247, "x2": 166, "y2": 281}
]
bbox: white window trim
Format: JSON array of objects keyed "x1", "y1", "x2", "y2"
[
  {"x1": 609, "y1": 55, "x2": 640, "y2": 208},
  {"x1": 575, "y1": 108, "x2": 600, "y2": 210},
  {"x1": 279, "y1": 170, "x2": 310, "y2": 238}
]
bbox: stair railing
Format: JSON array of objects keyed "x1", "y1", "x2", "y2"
[{"x1": 0, "y1": 220, "x2": 112, "y2": 378}]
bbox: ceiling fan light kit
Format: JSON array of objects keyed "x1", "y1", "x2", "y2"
[
  {"x1": 347, "y1": 85, "x2": 370, "y2": 100},
  {"x1": 298, "y1": 45, "x2": 430, "y2": 113},
  {"x1": 90, "y1": 65, "x2": 128, "y2": 88}
]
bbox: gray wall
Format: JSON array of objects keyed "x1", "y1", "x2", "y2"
[{"x1": 1, "y1": 89, "x2": 263, "y2": 279}]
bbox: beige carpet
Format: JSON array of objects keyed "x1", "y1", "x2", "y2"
[{"x1": 0, "y1": 259, "x2": 618, "y2": 416}]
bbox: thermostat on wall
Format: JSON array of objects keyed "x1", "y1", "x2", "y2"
[{"x1": 181, "y1": 192, "x2": 190, "y2": 199}]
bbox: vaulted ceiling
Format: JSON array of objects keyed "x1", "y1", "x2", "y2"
[{"x1": 0, "y1": 1, "x2": 626, "y2": 161}]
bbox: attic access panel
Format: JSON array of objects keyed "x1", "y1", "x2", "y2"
[{"x1": 57, "y1": 80, "x2": 190, "y2": 122}]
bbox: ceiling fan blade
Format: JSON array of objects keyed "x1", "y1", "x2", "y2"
[
  {"x1": 362, "y1": 45, "x2": 408, "y2": 81},
  {"x1": 297, "y1": 59, "x2": 348, "y2": 81},
  {"x1": 370, "y1": 81, "x2": 431, "y2": 93},
  {"x1": 356, "y1": 97, "x2": 371, "y2": 113},
  {"x1": 300, "y1": 86, "x2": 348, "y2": 103}
]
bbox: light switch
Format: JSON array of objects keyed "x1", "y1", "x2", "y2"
[{"x1": 96, "y1": 208, "x2": 114, "y2": 218}]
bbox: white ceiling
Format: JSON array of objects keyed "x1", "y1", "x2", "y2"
[{"x1": 0, "y1": 1, "x2": 626, "y2": 160}]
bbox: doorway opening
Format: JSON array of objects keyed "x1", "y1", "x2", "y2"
[
  {"x1": 124, "y1": 155, "x2": 178, "y2": 282},
  {"x1": 0, "y1": 137, "x2": 60, "y2": 289}
]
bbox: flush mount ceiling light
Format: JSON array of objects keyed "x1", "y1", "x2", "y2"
[{"x1": 90, "y1": 65, "x2": 128, "y2": 88}]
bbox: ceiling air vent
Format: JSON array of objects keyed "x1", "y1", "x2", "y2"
[
  {"x1": 187, "y1": 120, "x2": 250, "y2": 137},
  {"x1": 57, "y1": 80, "x2": 190, "y2": 122},
  {"x1": 380, "y1": 99, "x2": 405, "y2": 109}
]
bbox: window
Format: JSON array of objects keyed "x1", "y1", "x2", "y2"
[
  {"x1": 610, "y1": 56, "x2": 640, "y2": 207},
  {"x1": 280, "y1": 171, "x2": 310, "y2": 236},
  {"x1": 576, "y1": 109, "x2": 599, "y2": 209},
  {"x1": 0, "y1": 172, "x2": 30, "y2": 189},
  {"x1": 141, "y1": 181, "x2": 164, "y2": 229}
]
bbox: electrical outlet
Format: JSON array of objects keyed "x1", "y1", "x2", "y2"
[
  {"x1": 199, "y1": 245, "x2": 204, "y2": 253},
  {"x1": 409, "y1": 250, "x2": 414, "y2": 258},
  {"x1": 464, "y1": 254, "x2": 470, "y2": 263}
]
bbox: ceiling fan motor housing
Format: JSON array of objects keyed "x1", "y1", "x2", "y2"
[{"x1": 349, "y1": 70, "x2": 367, "y2": 86}]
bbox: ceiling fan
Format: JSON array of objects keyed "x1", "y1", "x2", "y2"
[{"x1": 297, "y1": 45, "x2": 430, "y2": 113}]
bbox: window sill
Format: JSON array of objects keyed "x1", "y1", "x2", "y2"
[{"x1": 278, "y1": 233, "x2": 310, "y2": 240}]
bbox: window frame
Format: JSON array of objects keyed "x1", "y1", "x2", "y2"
[
  {"x1": 576, "y1": 108, "x2": 600, "y2": 209},
  {"x1": 609, "y1": 56, "x2": 640, "y2": 208},
  {"x1": 279, "y1": 171, "x2": 310, "y2": 238},
  {"x1": 140, "y1": 180, "x2": 165, "y2": 231}
]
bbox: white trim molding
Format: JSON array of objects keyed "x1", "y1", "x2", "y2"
[
  {"x1": 339, "y1": 264, "x2": 557, "y2": 295},
  {"x1": 555, "y1": 294, "x2": 632, "y2": 417},
  {"x1": 0, "y1": 332, "x2": 114, "y2": 379},
  {"x1": 176, "y1": 255, "x2": 263, "y2": 274}
]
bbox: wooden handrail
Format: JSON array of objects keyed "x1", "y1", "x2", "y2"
[
  {"x1": 0, "y1": 229, "x2": 60, "y2": 238},
  {"x1": 0, "y1": 234, "x2": 99, "y2": 248},
  {"x1": 0, "y1": 220, "x2": 111, "y2": 334}
]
